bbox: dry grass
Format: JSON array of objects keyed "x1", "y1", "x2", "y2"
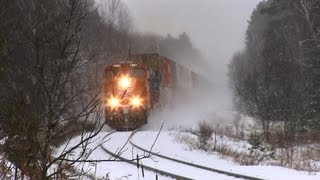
[
  {"x1": 177, "y1": 117, "x2": 320, "y2": 172},
  {"x1": 198, "y1": 121, "x2": 214, "y2": 151},
  {"x1": 175, "y1": 131, "x2": 265, "y2": 166}
]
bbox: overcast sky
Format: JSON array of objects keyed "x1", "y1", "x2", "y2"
[{"x1": 122, "y1": 0, "x2": 262, "y2": 83}]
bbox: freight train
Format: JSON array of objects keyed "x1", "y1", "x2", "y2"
[{"x1": 103, "y1": 54, "x2": 200, "y2": 131}]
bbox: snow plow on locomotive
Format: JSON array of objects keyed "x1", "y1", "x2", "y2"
[{"x1": 103, "y1": 54, "x2": 200, "y2": 131}]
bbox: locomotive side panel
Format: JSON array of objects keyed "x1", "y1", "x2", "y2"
[
  {"x1": 129, "y1": 54, "x2": 197, "y2": 109},
  {"x1": 158, "y1": 57, "x2": 173, "y2": 107},
  {"x1": 129, "y1": 54, "x2": 162, "y2": 108}
]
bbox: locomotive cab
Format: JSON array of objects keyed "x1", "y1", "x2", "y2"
[{"x1": 103, "y1": 62, "x2": 150, "y2": 131}]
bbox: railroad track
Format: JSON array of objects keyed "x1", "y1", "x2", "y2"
[
  {"x1": 129, "y1": 130, "x2": 265, "y2": 180},
  {"x1": 100, "y1": 129, "x2": 265, "y2": 180},
  {"x1": 100, "y1": 130, "x2": 191, "y2": 180}
]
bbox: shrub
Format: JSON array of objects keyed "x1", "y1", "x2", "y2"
[
  {"x1": 198, "y1": 121, "x2": 214, "y2": 151},
  {"x1": 248, "y1": 132, "x2": 264, "y2": 152}
]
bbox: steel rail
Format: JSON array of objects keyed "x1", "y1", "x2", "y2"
[{"x1": 129, "y1": 130, "x2": 265, "y2": 180}]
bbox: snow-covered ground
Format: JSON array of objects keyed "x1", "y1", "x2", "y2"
[
  {"x1": 103, "y1": 132, "x2": 237, "y2": 179},
  {"x1": 55, "y1": 132, "x2": 173, "y2": 180},
  {"x1": 55, "y1": 129, "x2": 320, "y2": 180},
  {"x1": 132, "y1": 131, "x2": 320, "y2": 180}
]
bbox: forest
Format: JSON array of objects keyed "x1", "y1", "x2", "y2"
[{"x1": 229, "y1": 0, "x2": 320, "y2": 145}]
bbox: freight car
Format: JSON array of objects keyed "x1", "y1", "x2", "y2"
[{"x1": 103, "y1": 54, "x2": 200, "y2": 131}]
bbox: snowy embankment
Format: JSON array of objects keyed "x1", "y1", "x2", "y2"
[
  {"x1": 55, "y1": 131, "x2": 171, "y2": 180},
  {"x1": 56, "y1": 131, "x2": 236, "y2": 179},
  {"x1": 55, "y1": 129, "x2": 320, "y2": 180},
  {"x1": 102, "y1": 132, "x2": 236, "y2": 180},
  {"x1": 132, "y1": 131, "x2": 320, "y2": 180}
]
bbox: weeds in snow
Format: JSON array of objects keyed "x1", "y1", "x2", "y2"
[{"x1": 175, "y1": 118, "x2": 320, "y2": 172}]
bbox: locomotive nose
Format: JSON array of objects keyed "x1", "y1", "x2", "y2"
[
  {"x1": 106, "y1": 96, "x2": 144, "y2": 109},
  {"x1": 122, "y1": 106, "x2": 129, "y2": 114}
]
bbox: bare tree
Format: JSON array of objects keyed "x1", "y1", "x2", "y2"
[
  {"x1": 0, "y1": 0, "x2": 159, "y2": 178},
  {"x1": 295, "y1": 0, "x2": 320, "y2": 40},
  {"x1": 96, "y1": 0, "x2": 133, "y2": 57},
  {"x1": 0, "y1": 0, "x2": 106, "y2": 178}
]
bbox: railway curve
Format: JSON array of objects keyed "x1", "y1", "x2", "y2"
[
  {"x1": 129, "y1": 130, "x2": 265, "y2": 180},
  {"x1": 100, "y1": 130, "x2": 191, "y2": 180}
]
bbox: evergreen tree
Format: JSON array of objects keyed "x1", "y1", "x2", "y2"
[{"x1": 229, "y1": 0, "x2": 320, "y2": 140}]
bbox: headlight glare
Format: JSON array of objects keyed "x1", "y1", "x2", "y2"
[
  {"x1": 118, "y1": 75, "x2": 131, "y2": 89},
  {"x1": 130, "y1": 96, "x2": 142, "y2": 107},
  {"x1": 107, "y1": 97, "x2": 120, "y2": 108}
]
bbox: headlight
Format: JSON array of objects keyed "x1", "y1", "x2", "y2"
[
  {"x1": 118, "y1": 75, "x2": 131, "y2": 89},
  {"x1": 107, "y1": 97, "x2": 120, "y2": 108},
  {"x1": 130, "y1": 96, "x2": 142, "y2": 107}
]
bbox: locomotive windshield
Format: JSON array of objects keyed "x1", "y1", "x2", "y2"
[
  {"x1": 105, "y1": 64, "x2": 146, "y2": 78},
  {"x1": 132, "y1": 68, "x2": 145, "y2": 77},
  {"x1": 105, "y1": 66, "x2": 119, "y2": 78}
]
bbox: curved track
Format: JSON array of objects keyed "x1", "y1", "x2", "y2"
[
  {"x1": 100, "y1": 130, "x2": 191, "y2": 180},
  {"x1": 129, "y1": 130, "x2": 265, "y2": 180}
]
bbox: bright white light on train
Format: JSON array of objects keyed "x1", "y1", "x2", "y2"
[
  {"x1": 108, "y1": 97, "x2": 120, "y2": 108},
  {"x1": 130, "y1": 96, "x2": 142, "y2": 107},
  {"x1": 118, "y1": 75, "x2": 131, "y2": 89}
]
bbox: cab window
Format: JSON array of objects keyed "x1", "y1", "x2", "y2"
[
  {"x1": 112, "y1": 67, "x2": 119, "y2": 76},
  {"x1": 105, "y1": 67, "x2": 119, "y2": 78},
  {"x1": 132, "y1": 68, "x2": 146, "y2": 77}
]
